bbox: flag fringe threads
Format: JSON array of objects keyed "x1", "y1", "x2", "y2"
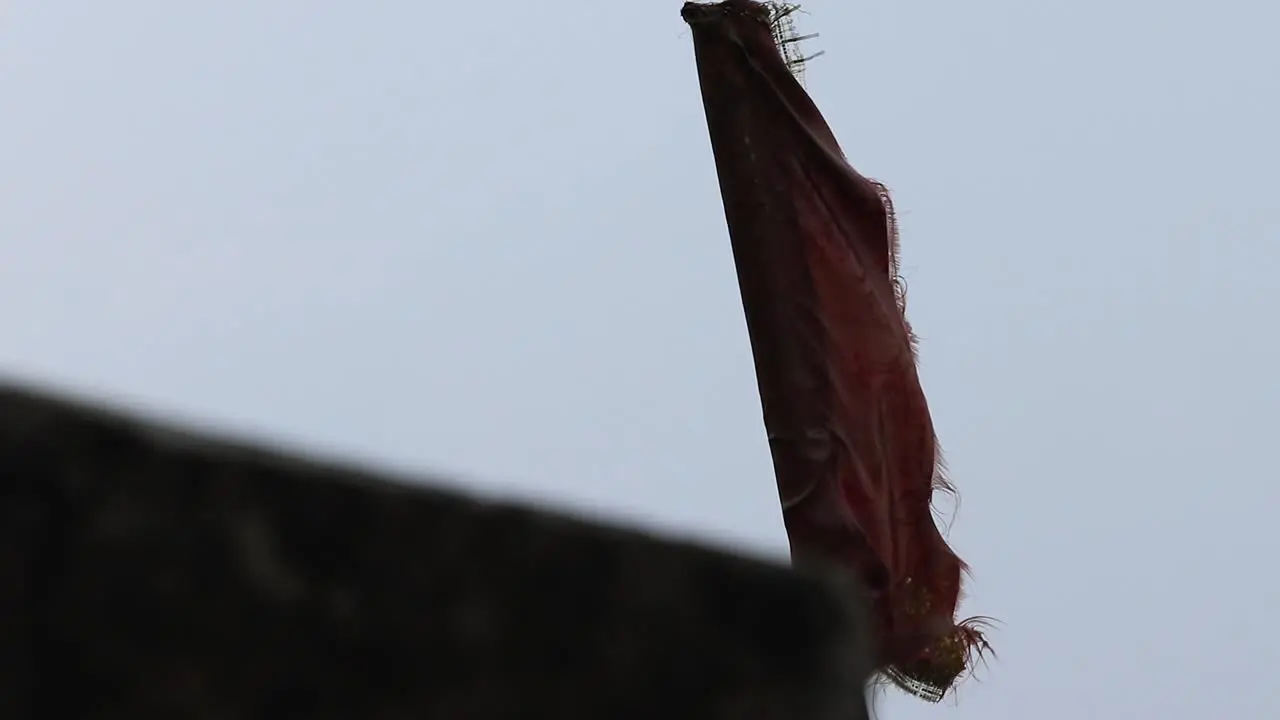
[{"x1": 682, "y1": 0, "x2": 990, "y2": 702}]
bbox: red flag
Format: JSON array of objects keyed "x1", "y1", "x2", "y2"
[{"x1": 682, "y1": 0, "x2": 990, "y2": 701}]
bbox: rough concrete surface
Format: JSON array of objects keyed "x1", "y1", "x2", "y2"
[{"x1": 0, "y1": 379, "x2": 873, "y2": 719}]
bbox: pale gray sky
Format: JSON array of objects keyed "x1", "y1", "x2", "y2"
[{"x1": 2, "y1": 1, "x2": 1277, "y2": 717}]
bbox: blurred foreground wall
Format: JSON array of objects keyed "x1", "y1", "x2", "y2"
[{"x1": 0, "y1": 379, "x2": 873, "y2": 719}]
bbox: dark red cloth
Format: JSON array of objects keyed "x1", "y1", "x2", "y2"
[{"x1": 682, "y1": 0, "x2": 988, "y2": 701}]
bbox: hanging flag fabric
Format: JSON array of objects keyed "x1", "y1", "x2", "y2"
[{"x1": 681, "y1": 0, "x2": 990, "y2": 702}]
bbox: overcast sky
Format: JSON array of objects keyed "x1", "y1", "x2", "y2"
[{"x1": 3, "y1": 0, "x2": 1278, "y2": 717}]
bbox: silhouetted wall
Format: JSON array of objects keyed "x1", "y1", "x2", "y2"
[{"x1": 0, "y1": 379, "x2": 873, "y2": 719}]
